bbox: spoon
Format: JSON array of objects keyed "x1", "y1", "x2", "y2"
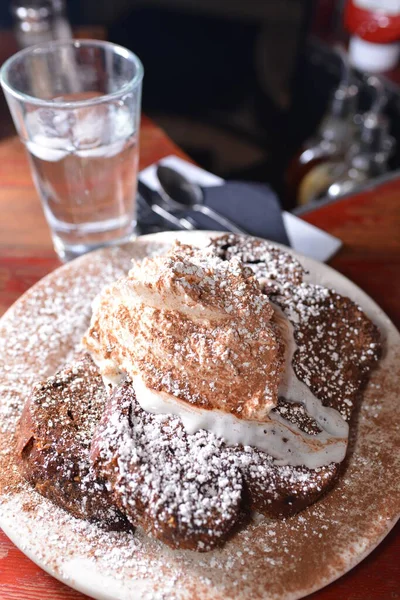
[
  {"x1": 138, "y1": 180, "x2": 195, "y2": 231},
  {"x1": 156, "y1": 165, "x2": 246, "y2": 234}
]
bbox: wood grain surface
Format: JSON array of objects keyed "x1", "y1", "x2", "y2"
[{"x1": 0, "y1": 120, "x2": 398, "y2": 599}]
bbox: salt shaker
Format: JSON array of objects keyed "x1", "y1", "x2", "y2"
[{"x1": 11, "y1": 0, "x2": 72, "y2": 49}]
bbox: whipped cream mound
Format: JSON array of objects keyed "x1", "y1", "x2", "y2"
[{"x1": 83, "y1": 242, "x2": 285, "y2": 421}]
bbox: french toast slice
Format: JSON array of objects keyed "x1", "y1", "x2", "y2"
[{"x1": 16, "y1": 355, "x2": 127, "y2": 529}]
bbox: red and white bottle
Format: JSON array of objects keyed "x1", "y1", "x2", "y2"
[{"x1": 345, "y1": 0, "x2": 400, "y2": 72}]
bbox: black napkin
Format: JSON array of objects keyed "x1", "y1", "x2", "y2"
[{"x1": 137, "y1": 180, "x2": 290, "y2": 246}]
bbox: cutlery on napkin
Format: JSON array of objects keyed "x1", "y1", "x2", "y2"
[{"x1": 139, "y1": 156, "x2": 342, "y2": 262}]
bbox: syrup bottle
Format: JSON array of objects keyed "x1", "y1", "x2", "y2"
[{"x1": 286, "y1": 48, "x2": 359, "y2": 207}]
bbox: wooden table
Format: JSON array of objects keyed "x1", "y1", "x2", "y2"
[{"x1": 0, "y1": 119, "x2": 399, "y2": 599}]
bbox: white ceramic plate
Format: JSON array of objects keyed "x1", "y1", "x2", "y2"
[{"x1": 0, "y1": 231, "x2": 399, "y2": 600}]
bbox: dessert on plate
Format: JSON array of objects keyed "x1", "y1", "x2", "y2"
[{"x1": 16, "y1": 235, "x2": 382, "y2": 551}]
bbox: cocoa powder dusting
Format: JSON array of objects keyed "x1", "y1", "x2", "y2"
[{"x1": 0, "y1": 233, "x2": 399, "y2": 600}]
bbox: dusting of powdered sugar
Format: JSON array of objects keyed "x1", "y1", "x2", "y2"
[
  {"x1": 17, "y1": 355, "x2": 126, "y2": 525},
  {"x1": 93, "y1": 384, "x2": 243, "y2": 551},
  {"x1": 0, "y1": 246, "x2": 132, "y2": 437},
  {"x1": 0, "y1": 233, "x2": 399, "y2": 600},
  {"x1": 209, "y1": 233, "x2": 306, "y2": 295},
  {"x1": 272, "y1": 282, "x2": 382, "y2": 421}
]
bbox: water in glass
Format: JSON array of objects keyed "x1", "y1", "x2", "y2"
[{"x1": 24, "y1": 93, "x2": 139, "y2": 260}]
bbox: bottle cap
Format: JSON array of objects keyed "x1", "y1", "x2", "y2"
[{"x1": 349, "y1": 36, "x2": 400, "y2": 73}]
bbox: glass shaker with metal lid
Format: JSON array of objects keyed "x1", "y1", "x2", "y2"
[{"x1": 11, "y1": 0, "x2": 72, "y2": 49}]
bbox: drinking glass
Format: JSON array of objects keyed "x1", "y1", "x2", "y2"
[{"x1": 0, "y1": 39, "x2": 144, "y2": 261}]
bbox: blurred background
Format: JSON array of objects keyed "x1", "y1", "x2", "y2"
[{"x1": 1, "y1": 0, "x2": 400, "y2": 210}]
